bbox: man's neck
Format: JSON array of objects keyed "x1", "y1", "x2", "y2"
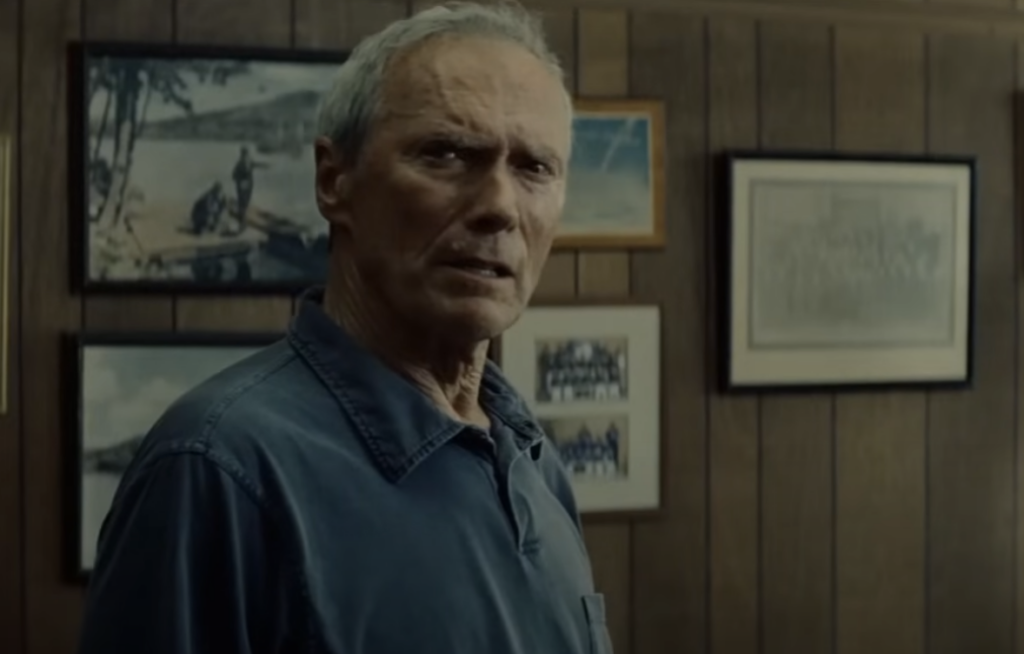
[{"x1": 323, "y1": 280, "x2": 491, "y2": 428}]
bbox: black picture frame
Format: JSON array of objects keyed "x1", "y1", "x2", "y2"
[
  {"x1": 719, "y1": 149, "x2": 976, "y2": 392},
  {"x1": 64, "y1": 330, "x2": 283, "y2": 582},
  {"x1": 68, "y1": 41, "x2": 348, "y2": 295}
]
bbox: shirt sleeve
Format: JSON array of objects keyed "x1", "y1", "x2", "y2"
[{"x1": 77, "y1": 450, "x2": 294, "y2": 654}]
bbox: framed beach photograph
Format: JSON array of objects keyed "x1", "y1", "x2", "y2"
[
  {"x1": 69, "y1": 42, "x2": 346, "y2": 293},
  {"x1": 497, "y1": 303, "x2": 661, "y2": 516},
  {"x1": 66, "y1": 331, "x2": 281, "y2": 579},
  {"x1": 556, "y1": 99, "x2": 666, "y2": 249},
  {"x1": 723, "y1": 152, "x2": 975, "y2": 390}
]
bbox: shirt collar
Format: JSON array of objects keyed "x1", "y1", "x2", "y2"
[{"x1": 287, "y1": 288, "x2": 547, "y2": 482}]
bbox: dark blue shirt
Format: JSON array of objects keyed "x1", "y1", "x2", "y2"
[{"x1": 77, "y1": 291, "x2": 612, "y2": 654}]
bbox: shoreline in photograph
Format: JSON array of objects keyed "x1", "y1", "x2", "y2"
[{"x1": 82, "y1": 54, "x2": 336, "y2": 286}]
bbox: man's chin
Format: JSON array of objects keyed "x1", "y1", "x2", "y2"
[{"x1": 432, "y1": 297, "x2": 523, "y2": 343}]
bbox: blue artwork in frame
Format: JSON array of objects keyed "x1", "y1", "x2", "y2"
[{"x1": 559, "y1": 99, "x2": 666, "y2": 248}]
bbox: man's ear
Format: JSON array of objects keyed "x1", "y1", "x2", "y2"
[{"x1": 314, "y1": 136, "x2": 354, "y2": 228}]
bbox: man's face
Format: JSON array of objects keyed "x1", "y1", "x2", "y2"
[{"x1": 316, "y1": 36, "x2": 572, "y2": 344}]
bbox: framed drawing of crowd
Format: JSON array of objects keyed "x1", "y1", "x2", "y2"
[{"x1": 723, "y1": 151, "x2": 975, "y2": 390}]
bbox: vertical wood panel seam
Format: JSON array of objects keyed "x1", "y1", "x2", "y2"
[
  {"x1": 754, "y1": 19, "x2": 764, "y2": 654},
  {"x1": 170, "y1": 0, "x2": 178, "y2": 44},
  {"x1": 77, "y1": 0, "x2": 85, "y2": 346},
  {"x1": 570, "y1": 8, "x2": 580, "y2": 299},
  {"x1": 922, "y1": 33, "x2": 931, "y2": 654},
  {"x1": 288, "y1": 0, "x2": 297, "y2": 323},
  {"x1": 1012, "y1": 37, "x2": 1021, "y2": 654},
  {"x1": 827, "y1": 23, "x2": 838, "y2": 654},
  {"x1": 620, "y1": 9, "x2": 632, "y2": 654},
  {"x1": 171, "y1": 0, "x2": 178, "y2": 329},
  {"x1": 170, "y1": 0, "x2": 179, "y2": 329},
  {"x1": 700, "y1": 14, "x2": 713, "y2": 654},
  {"x1": 625, "y1": 8, "x2": 633, "y2": 302},
  {"x1": 289, "y1": 0, "x2": 296, "y2": 47},
  {"x1": 15, "y1": 0, "x2": 25, "y2": 647}
]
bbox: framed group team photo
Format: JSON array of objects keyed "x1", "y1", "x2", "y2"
[{"x1": 496, "y1": 303, "x2": 662, "y2": 516}]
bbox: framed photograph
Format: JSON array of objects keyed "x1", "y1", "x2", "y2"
[
  {"x1": 69, "y1": 42, "x2": 347, "y2": 294},
  {"x1": 66, "y1": 331, "x2": 281, "y2": 579},
  {"x1": 496, "y1": 303, "x2": 661, "y2": 516},
  {"x1": 723, "y1": 151, "x2": 975, "y2": 390},
  {"x1": 556, "y1": 99, "x2": 666, "y2": 249},
  {"x1": 0, "y1": 134, "x2": 10, "y2": 414}
]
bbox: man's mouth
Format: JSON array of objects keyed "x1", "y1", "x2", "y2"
[{"x1": 443, "y1": 257, "x2": 513, "y2": 278}]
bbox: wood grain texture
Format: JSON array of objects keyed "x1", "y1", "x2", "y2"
[
  {"x1": 0, "y1": 0, "x2": 21, "y2": 647},
  {"x1": 707, "y1": 17, "x2": 759, "y2": 654},
  {"x1": 517, "y1": 0, "x2": 1024, "y2": 38},
  {"x1": 575, "y1": 9, "x2": 630, "y2": 291},
  {"x1": 536, "y1": 6, "x2": 577, "y2": 291},
  {"x1": 533, "y1": 249, "x2": 577, "y2": 299},
  {"x1": 927, "y1": 32, "x2": 1016, "y2": 654},
  {"x1": 950, "y1": 0, "x2": 1014, "y2": 8},
  {"x1": 20, "y1": 0, "x2": 84, "y2": 649},
  {"x1": 760, "y1": 395, "x2": 833, "y2": 654},
  {"x1": 582, "y1": 523, "x2": 632, "y2": 654},
  {"x1": 574, "y1": 11, "x2": 632, "y2": 654},
  {"x1": 174, "y1": 0, "x2": 294, "y2": 332},
  {"x1": 756, "y1": 21, "x2": 835, "y2": 654},
  {"x1": 577, "y1": 253, "x2": 630, "y2": 297},
  {"x1": 628, "y1": 13, "x2": 708, "y2": 654},
  {"x1": 176, "y1": 0, "x2": 291, "y2": 45},
  {"x1": 833, "y1": 27, "x2": 926, "y2": 654},
  {"x1": 578, "y1": 9, "x2": 629, "y2": 97},
  {"x1": 533, "y1": 7, "x2": 576, "y2": 307},
  {"x1": 81, "y1": 0, "x2": 176, "y2": 334},
  {"x1": 294, "y1": 0, "x2": 409, "y2": 48},
  {"x1": 1018, "y1": 40, "x2": 1024, "y2": 654}
]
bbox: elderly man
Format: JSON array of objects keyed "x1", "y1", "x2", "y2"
[{"x1": 77, "y1": 3, "x2": 612, "y2": 654}]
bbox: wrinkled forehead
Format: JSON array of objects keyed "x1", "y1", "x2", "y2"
[{"x1": 378, "y1": 36, "x2": 572, "y2": 155}]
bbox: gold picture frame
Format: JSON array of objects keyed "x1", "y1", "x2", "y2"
[
  {"x1": 554, "y1": 98, "x2": 666, "y2": 249},
  {"x1": 0, "y1": 134, "x2": 10, "y2": 414}
]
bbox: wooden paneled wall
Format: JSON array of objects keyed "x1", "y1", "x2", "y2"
[{"x1": 3, "y1": 0, "x2": 1024, "y2": 653}]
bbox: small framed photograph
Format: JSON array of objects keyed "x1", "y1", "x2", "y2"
[
  {"x1": 69, "y1": 42, "x2": 347, "y2": 294},
  {"x1": 556, "y1": 99, "x2": 666, "y2": 249},
  {"x1": 66, "y1": 331, "x2": 281, "y2": 579},
  {"x1": 497, "y1": 303, "x2": 661, "y2": 516},
  {"x1": 723, "y1": 151, "x2": 975, "y2": 390}
]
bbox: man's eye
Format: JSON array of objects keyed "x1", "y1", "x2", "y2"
[
  {"x1": 518, "y1": 158, "x2": 556, "y2": 180},
  {"x1": 420, "y1": 141, "x2": 463, "y2": 161},
  {"x1": 523, "y1": 160, "x2": 553, "y2": 176}
]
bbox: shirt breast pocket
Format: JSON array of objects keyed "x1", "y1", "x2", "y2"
[{"x1": 581, "y1": 593, "x2": 614, "y2": 654}]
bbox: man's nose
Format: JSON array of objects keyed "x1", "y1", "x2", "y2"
[{"x1": 465, "y1": 164, "x2": 519, "y2": 234}]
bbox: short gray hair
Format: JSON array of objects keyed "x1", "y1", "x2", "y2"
[{"x1": 315, "y1": 1, "x2": 569, "y2": 162}]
